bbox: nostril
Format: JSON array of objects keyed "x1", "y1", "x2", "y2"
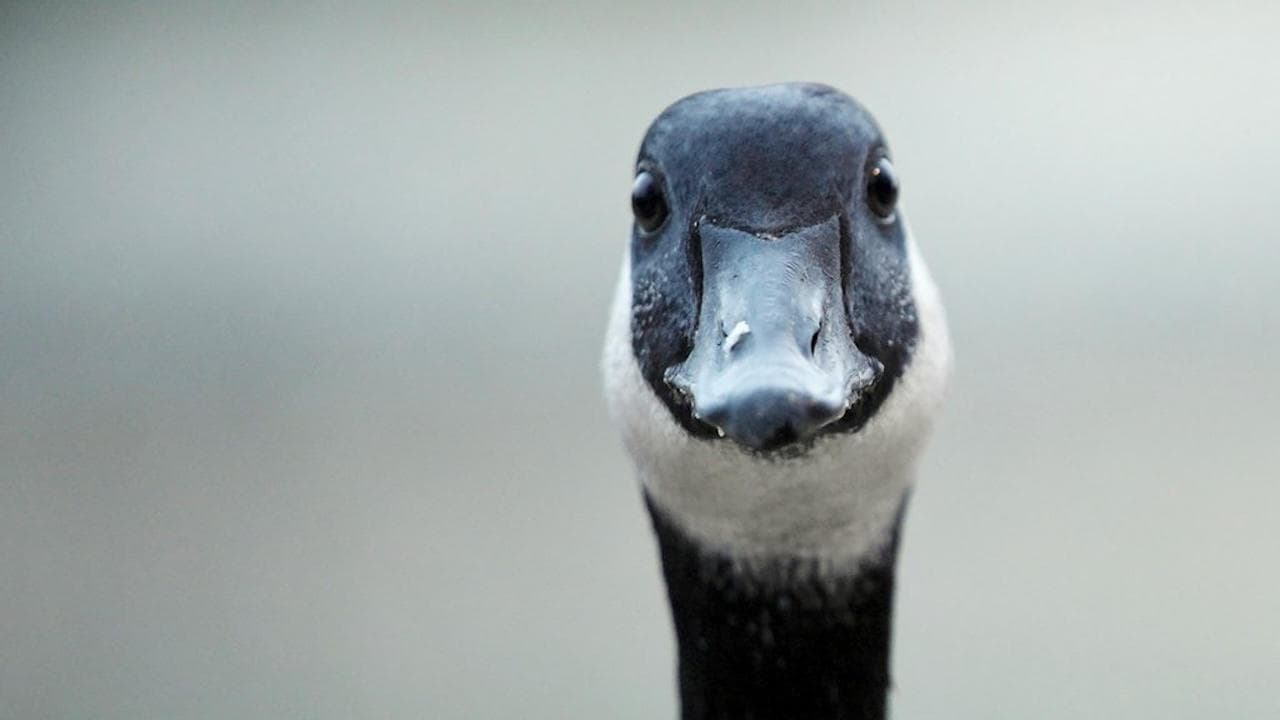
[{"x1": 809, "y1": 326, "x2": 821, "y2": 356}]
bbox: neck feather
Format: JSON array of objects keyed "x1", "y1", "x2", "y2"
[{"x1": 646, "y1": 493, "x2": 905, "y2": 720}]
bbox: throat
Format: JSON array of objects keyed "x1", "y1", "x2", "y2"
[{"x1": 645, "y1": 494, "x2": 905, "y2": 720}]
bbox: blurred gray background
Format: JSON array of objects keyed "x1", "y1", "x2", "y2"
[{"x1": 2, "y1": 2, "x2": 1277, "y2": 718}]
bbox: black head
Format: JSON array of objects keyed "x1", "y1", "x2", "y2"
[{"x1": 628, "y1": 83, "x2": 919, "y2": 452}]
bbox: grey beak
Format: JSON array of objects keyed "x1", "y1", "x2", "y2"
[{"x1": 667, "y1": 216, "x2": 881, "y2": 451}]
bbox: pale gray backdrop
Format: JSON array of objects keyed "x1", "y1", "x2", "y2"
[{"x1": 2, "y1": 2, "x2": 1277, "y2": 718}]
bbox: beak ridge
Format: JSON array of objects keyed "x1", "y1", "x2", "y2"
[{"x1": 667, "y1": 216, "x2": 880, "y2": 451}]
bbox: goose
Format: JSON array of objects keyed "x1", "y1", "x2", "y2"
[{"x1": 602, "y1": 83, "x2": 952, "y2": 720}]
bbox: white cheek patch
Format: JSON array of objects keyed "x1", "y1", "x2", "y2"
[{"x1": 603, "y1": 225, "x2": 952, "y2": 570}]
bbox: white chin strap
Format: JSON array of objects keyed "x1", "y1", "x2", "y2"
[{"x1": 603, "y1": 223, "x2": 952, "y2": 569}]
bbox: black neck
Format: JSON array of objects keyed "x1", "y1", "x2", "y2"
[{"x1": 645, "y1": 494, "x2": 905, "y2": 720}]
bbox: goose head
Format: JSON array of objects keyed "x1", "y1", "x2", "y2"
[{"x1": 604, "y1": 82, "x2": 951, "y2": 564}]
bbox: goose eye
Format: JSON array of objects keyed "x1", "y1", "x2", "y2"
[
  {"x1": 631, "y1": 171, "x2": 669, "y2": 233},
  {"x1": 866, "y1": 157, "x2": 899, "y2": 220}
]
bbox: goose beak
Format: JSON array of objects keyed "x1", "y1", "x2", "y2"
[{"x1": 667, "y1": 216, "x2": 881, "y2": 451}]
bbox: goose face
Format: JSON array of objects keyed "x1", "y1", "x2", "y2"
[
  {"x1": 604, "y1": 84, "x2": 950, "y2": 555},
  {"x1": 624, "y1": 83, "x2": 923, "y2": 453}
]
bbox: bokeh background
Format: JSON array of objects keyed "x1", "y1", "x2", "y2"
[{"x1": 3, "y1": 2, "x2": 1278, "y2": 718}]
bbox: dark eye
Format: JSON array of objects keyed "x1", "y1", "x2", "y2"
[
  {"x1": 631, "y1": 170, "x2": 669, "y2": 233},
  {"x1": 866, "y1": 156, "x2": 899, "y2": 220}
]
